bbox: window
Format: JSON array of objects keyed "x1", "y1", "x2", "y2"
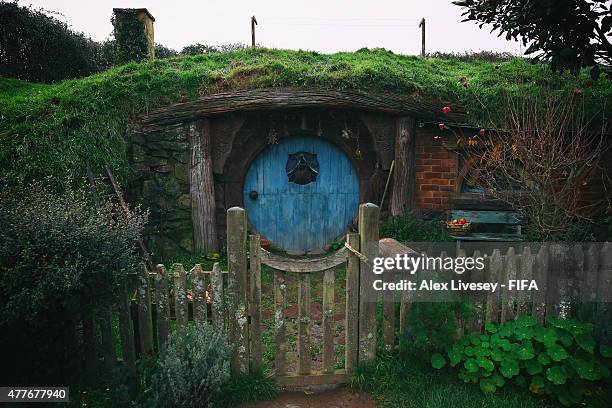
[{"x1": 286, "y1": 152, "x2": 319, "y2": 185}]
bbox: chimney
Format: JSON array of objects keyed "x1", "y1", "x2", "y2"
[{"x1": 112, "y1": 8, "x2": 155, "y2": 60}]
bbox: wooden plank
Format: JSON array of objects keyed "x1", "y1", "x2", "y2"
[
  {"x1": 118, "y1": 281, "x2": 136, "y2": 375},
  {"x1": 468, "y1": 250, "x2": 485, "y2": 332},
  {"x1": 210, "y1": 262, "x2": 224, "y2": 329},
  {"x1": 382, "y1": 268, "x2": 396, "y2": 351},
  {"x1": 486, "y1": 249, "x2": 502, "y2": 324},
  {"x1": 517, "y1": 247, "x2": 534, "y2": 316},
  {"x1": 192, "y1": 264, "x2": 208, "y2": 326},
  {"x1": 453, "y1": 233, "x2": 524, "y2": 242},
  {"x1": 582, "y1": 244, "x2": 600, "y2": 303},
  {"x1": 390, "y1": 116, "x2": 415, "y2": 215},
  {"x1": 454, "y1": 248, "x2": 467, "y2": 336},
  {"x1": 322, "y1": 268, "x2": 335, "y2": 374},
  {"x1": 260, "y1": 247, "x2": 347, "y2": 273},
  {"x1": 450, "y1": 210, "x2": 521, "y2": 225},
  {"x1": 598, "y1": 242, "x2": 612, "y2": 306},
  {"x1": 501, "y1": 247, "x2": 517, "y2": 322},
  {"x1": 399, "y1": 269, "x2": 411, "y2": 345},
  {"x1": 154, "y1": 264, "x2": 170, "y2": 351},
  {"x1": 173, "y1": 264, "x2": 188, "y2": 333},
  {"x1": 276, "y1": 370, "x2": 347, "y2": 387},
  {"x1": 274, "y1": 270, "x2": 288, "y2": 376},
  {"x1": 546, "y1": 244, "x2": 563, "y2": 319},
  {"x1": 99, "y1": 310, "x2": 116, "y2": 371},
  {"x1": 137, "y1": 264, "x2": 154, "y2": 357},
  {"x1": 249, "y1": 235, "x2": 263, "y2": 370},
  {"x1": 533, "y1": 244, "x2": 549, "y2": 324},
  {"x1": 188, "y1": 119, "x2": 218, "y2": 253},
  {"x1": 345, "y1": 233, "x2": 360, "y2": 374},
  {"x1": 140, "y1": 88, "x2": 466, "y2": 130},
  {"x1": 82, "y1": 303, "x2": 97, "y2": 371},
  {"x1": 358, "y1": 203, "x2": 380, "y2": 362},
  {"x1": 298, "y1": 273, "x2": 312, "y2": 375},
  {"x1": 227, "y1": 207, "x2": 249, "y2": 374}
]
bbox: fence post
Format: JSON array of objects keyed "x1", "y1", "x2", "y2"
[
  {"x1": 192, "y1": 264, "x2": 208, "y2": 326},
  {"x1": 174, "y1": 264, "x2": 188, "y2": 333},
  {"x1": 227, "y1": 207, "x2": 249, "y2": 374},
  {"x1": 249, "y1": 235, "x2": 263, "y2": 371},
  {"x1": 345, "y1": 233, "x2": 360, "y2": 374},
  {"x1": 211, "y1": 262, "x2": 224, "y2": 329},
  {"x1": 358, "y1": 203, "x2": 379, "y2": 363}
]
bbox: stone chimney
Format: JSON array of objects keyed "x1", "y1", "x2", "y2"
[{"x1": 112, "y1": 8, "x2": 155, "y2": 59}]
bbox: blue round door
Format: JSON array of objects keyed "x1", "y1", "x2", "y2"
[{"x1": 243, "y1": 136, "x2": 360, "y2": 254}]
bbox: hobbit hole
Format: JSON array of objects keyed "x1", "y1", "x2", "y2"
[{"x1": 130, "y1": 88, "x2": 593, "y2": 259}]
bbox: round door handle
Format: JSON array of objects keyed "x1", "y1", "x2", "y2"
[{"x1": 249, "y1": 190, "x2": 258, "y2": 200}]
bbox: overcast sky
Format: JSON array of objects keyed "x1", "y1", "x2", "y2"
[{"x1": 23, "y1": 0, "x2": 524, "y2": 55}]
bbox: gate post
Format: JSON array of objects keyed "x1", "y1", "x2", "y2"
[
  {"x1": 227, "y1": 207, "x2": 249, "y2": 374},
  {"x1": 358, "y1": 203, "x2": 380, "y2": 363}
]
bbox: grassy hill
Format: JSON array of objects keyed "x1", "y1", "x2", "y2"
[{"x1": 1, "y1": 47, "x2": 610, "y2": 187}]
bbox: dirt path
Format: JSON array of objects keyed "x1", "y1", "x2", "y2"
[{"x1": 237, "y1": 387, "x2": 377, "y2": 408}]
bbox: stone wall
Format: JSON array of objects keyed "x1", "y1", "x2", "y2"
[{"x1": 128, "y1": 123, "x2": 193, "y2": 261}]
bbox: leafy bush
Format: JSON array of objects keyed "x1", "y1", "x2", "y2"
[
  {"x1": 381, "y1": 213, "x2": 452, "y2": 242},
  {"x1": 0, "y1": 181, "x2": 146, "y2": 384},
  {"x1": 404, "y1": 302, "x2": 473, "y2": 358},
  {"x1": 432, "y1": 316, "x2": 612, "y2": 406},
  {"x1": 145, "y1": 324, "x2": 231, "y2": 408}
]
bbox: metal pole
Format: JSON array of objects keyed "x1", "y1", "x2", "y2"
[
  {"x1": 251, "y1": 16, "x2": 258, "y2": 47},
  {"x1": 419, "y1": 18, "x2": 425, "y2": 57}
]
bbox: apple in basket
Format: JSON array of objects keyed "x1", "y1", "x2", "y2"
[{"x1": 260, "y1": 238, "x2": 272, "y2": 249}]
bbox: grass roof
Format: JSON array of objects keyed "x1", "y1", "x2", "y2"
[{"x1": 1, "y1": 47, "x2": 610, "y2": 187}]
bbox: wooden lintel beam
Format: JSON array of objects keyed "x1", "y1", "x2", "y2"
[{"x1": 140, "y1": 88, "x2": 465, "y2": 130}]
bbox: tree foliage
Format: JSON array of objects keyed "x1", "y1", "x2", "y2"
[
  {"x1": 0, "y1": 1, "x2": 114, "y2": 82},
  {"x1": 453, "y1": 0, "x2": 612, "y2": 77}
]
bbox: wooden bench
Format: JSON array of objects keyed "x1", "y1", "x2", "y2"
[{"x1": 450, "y1": 209, "x2": 524, "y2": 242}]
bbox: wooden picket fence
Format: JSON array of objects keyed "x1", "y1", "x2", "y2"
[{"x1": 88, "y1": 204, "x2": 612, "y2": 387}]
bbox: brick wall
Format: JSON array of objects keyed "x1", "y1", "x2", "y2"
[{"x1": 414, "y1": 127, "x2": 458, "y2": 210}]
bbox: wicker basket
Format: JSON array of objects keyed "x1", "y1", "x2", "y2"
[{"x1": 446, "y1": 221, "x2": 471, "y2": 236}]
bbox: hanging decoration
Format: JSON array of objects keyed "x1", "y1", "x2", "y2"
[
  {"x1": 341, "y1": 115, "x2": 352, "y2": 139},
  {"x1": 354, "y1": 125, "x2": 362, "y2": 159},
  {"x1": 267, "y1": 118, "x2": 279, "y2": 144},
  {"x1": 317, "y1": 117, "x2": 323, "y2": 137}
]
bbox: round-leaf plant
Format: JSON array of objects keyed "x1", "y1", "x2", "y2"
[{"x1": 432, "y1": 315, "x2": 612, "y2": 406}]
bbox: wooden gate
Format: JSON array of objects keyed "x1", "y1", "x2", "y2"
[{"x1": 227, "y1": 203, "x2": 380, "y2": 386}]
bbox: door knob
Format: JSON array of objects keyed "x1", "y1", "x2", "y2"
[{"x1": 249, "y1": 190, "x2": 258, "y2": 200}]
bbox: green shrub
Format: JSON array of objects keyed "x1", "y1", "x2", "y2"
[
  {"x1": 145, "y1": 324, "x2": 231, "y2": 408},
  {"x1": 432, "y1": 316, "x2": 612, "y2": 406},
  {"x1": 0, "y1": 181, "x2": 146, "y2": 384},
  {"x1": 403, "y1": 302, "x2": 473, "y2": 358},
  {"x1": 381, "y1": 213, "x2": 452, "y2": 242}
]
